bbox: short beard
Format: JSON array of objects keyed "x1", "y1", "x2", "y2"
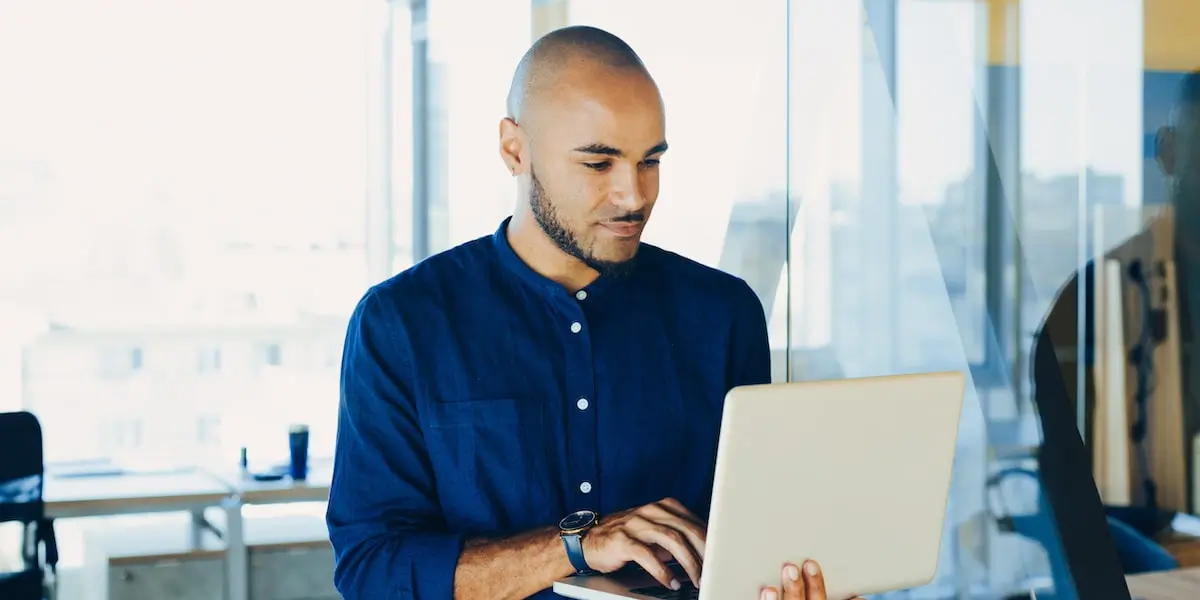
[{"x1": 529, "y1": 166, "x2": 637, "y2": 279}]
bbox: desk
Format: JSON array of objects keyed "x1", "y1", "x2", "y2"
[
  {"x1": 44, "y1": 469, "x2": 233, "y2": 552},
  {"x1": 40, "y1": 466, "x2": 333, "y2": 600},
  {"x1": 44, "y1": 470, "x2": 232, "y2": 519},
  {"x1": 219, "y1": 465, "x2": 332, "y2": 505},
  {"x1": 1156, "y1": 531, "x2": 1200, "y2": 568},
  {"x1": 1126, "y1": 567, "x2": 1200, "y2": 600}
]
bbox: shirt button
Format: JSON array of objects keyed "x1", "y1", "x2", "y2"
[
  {"x1": 579, "y1": 481, "x2": 592, "y2": 494},
  {"x1": 570, "y1": 321, "x2": 582, "y2": 334},
  {"x1": 575, "y1": 290, "x2": 588, "y2": 301},
  {"x1": 577, "y1": 398, "x2": 589, "y2": 411}
]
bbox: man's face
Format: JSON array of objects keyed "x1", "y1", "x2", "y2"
[
  {"x1": 1177, "y1": 108, "x2": 1200, "y2": 188},
  {"x1": 522, "y1": 65, "x2": 667, "y2": 274},
  {"x1": 1161, "y1": 105, "x2": 1200, "y2": 194}
]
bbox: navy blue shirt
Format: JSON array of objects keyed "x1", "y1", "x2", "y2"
[{"x1": 326, "y1": 218, "x2": 772, "y2": 600}]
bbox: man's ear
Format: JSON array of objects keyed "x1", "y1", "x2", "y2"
[
  {"x1": 499, "y1": 117, "x2": 526, "y2": 175},
  {"x1": 1156, "y1": 125, "x2": 1177, "y2": 176}
]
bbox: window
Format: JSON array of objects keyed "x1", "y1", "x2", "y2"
[
  {"x1": 416, "y1": 0, "x2": 529, "y2": 258},
  {"x1": 196, "y1": 414, "x2": 221, "y2": 446},
  {"x1": 197, "y1": 346, "x2": 221, "y2": 374},
  {"x1": 264, "y1": 343, "x2": 283, "y2": 367},
  {"x1": 0, "y1": 0, "x2": 377, "y2": 464},
  {"x1": 533, "y1": 1, "x2": 792, "y2": 378},
  {"x1": 1016, "y1": 0, "x2": 1148, "y2": 394},
  {"x1": 98, "y1": 346, "x2": 144, "y2": 380},
  {"x1": 100, "y1": 418, "x2": 143, "y2": 453}
]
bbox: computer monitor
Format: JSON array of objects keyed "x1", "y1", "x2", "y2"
[{"x1": 1029, "y1": 329, "x2": 1133, "y2": 600}]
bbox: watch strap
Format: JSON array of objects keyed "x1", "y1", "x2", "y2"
[{"x1": 562, "y1": 533, "x2": 593, "y2": 575}]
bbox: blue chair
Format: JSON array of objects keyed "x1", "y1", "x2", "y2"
[
  {"x1": 0, "y1": 411, "x2": 58, "y2": 600},
  {"x1": 1104, "y1": 513, "x2": 1178, "y2": 574},
  {"x1": 988, "y1": 467, "x2": 1176, "y2": 600}
]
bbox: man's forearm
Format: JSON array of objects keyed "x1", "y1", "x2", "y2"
[{"x1": 453, "y1": 526, "x2": 575, "y2": 600}]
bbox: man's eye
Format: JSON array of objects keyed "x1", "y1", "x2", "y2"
[
  {"x1": 584, "y1": 162, "x2": 610, "y2": 171},
  {"x1": 642, "y1": 159, "x2": 661, "y2": 168}
]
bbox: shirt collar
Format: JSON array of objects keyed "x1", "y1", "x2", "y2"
[{"x1": 490, "y1": 217, "x2": 633, "y2": 300}]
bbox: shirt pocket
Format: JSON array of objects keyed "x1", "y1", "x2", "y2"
[{"x1": 423, "y1": 397, "x2": 553, "y2": 534}]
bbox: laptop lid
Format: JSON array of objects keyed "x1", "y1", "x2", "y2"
[{"x1": 701, "y1": 371, "x2": 966, "y2": 600}]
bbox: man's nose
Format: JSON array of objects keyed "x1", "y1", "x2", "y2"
[{"x1": 609, "y1": 163, "x2": 647, "y2": 211}]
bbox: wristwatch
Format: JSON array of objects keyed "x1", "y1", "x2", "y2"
[{"x1": 559, "y1": 509, "x2": 599, "y2": 575}]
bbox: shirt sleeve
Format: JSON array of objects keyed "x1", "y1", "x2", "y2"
[
  {"x1": 326, "y1": 289, "x2": 464, "y2": 600},
  {"x1": 729, "y1": 279, "x2": 773, "y2": 387}
]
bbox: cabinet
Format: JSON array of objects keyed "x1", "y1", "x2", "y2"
[
  {"x1": 248, "y1": 543, "x2": 337, "y2": 600},
  {"x1": 82, "y1": 518, "x2": 226, "y2": 600},
  {"x1": 107, "y1": 559, "x2": 225, "y2": 600},
  {"x1": 244, "y1": 514, "x2": 338, "y2": 600}
]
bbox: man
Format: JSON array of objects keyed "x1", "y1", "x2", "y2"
[
  {"x1": 1034, "y1": 71, "x2": 1200, "y2": 512},
  {"x1": 327, "y1": 25, "x2": 856, "y2": 600}
]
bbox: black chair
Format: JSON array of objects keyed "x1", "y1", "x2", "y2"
[{"x1": 0, "y1": 411, "x2": 58, "y2": 600}]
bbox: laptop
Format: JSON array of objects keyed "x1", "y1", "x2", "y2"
[{"x1": 553, "y1": 371, "x2": 967, "y2": 600}]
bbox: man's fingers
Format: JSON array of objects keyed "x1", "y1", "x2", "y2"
[
  {"x1": 634, "y1": 526, "x2": 702, "y2": 587},
  {"x1": 802, "y1": 561, "x2": 827, "y2": 600},
  {"x1": 641, "y1": 504, "x2": 707, "y2": 558},
  {"x1": 656, "y1": 497, "x2": 704, "y2": 525},
  {"x1": 780, "y1": 563, "x2": 803, "y2": 600},
  {"x1": 759, "y1": 586, "x2": 780, "y2": 600},
  {"x1": 628, "y1": 542, "x2": 679, "y2": 591},
  {"x1": 667, "y1": 517, "x2": 706, "y2": 560}
]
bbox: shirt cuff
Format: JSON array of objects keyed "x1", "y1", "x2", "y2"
[{"x1": 401, "y1": 530, "x2": 466, "y2": 599}]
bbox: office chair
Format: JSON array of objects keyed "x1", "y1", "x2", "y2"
[
  {"x1": 0, "y1": 411, "x2": 58, "y2": 600},
  {"x1": 987, "y1": 466, "x2": 1176, "y2": 596}
]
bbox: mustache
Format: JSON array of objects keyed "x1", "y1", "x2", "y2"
[{"x1": 604, "y1": 212, "x2": 646, "y2": 223}]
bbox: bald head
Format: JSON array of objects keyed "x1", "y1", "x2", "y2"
[
  {"x1": 498, "y1": 25, "x2": 667, "y2": 284},
  {"x1": 506, "y1": 25, "x2": 652, "y2": 125},
  {"x1": 1161, "y1": 72, "x2": 1200, "y2": 181}
]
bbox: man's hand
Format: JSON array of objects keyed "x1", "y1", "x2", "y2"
[
  {"x1": 760, "y1": 561, "x2": 865, "y2": 600},
  {"x1": 581, "y1": 497, "x2": 706, "y2": 590}
]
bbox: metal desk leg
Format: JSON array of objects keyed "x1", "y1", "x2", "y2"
[
  {"x1": 190, "y1": 508, "x2": 207, "y2": 549},
  {"x1": 224, "y1": 497, "x2": 248, "y2": 600}
]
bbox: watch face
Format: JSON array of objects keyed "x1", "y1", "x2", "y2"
[{"x1": 559, "y1": 510, "x2": 597, "y2": 531}]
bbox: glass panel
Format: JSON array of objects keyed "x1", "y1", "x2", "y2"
[
  {"x1": 568, "y1": 0, "x2": 791, "y2": 378},
  {"x1": 419, "y1": 0, "x2": 530, "y2": 257},
  {"x1": 1022, "y1": 1, "x2": 1200, "y2": 586},
  {"x1": 1018, "y1": 0, "x2": 1147, "y2": 397},
  {"x1": 788, "y1": 1, "x2": 997, "y2": 596}
]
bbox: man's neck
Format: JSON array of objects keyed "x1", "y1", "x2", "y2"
[
  {"x1": 506, "y1": 214, "x2": 599, "y2": 293},
  {"x1": 1175, "y1": 190, "x2": 1200, "y2": 259}
]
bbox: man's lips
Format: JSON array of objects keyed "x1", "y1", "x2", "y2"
[{"x1": 600, "y1": 221, "x2": 644, "y2": 238}]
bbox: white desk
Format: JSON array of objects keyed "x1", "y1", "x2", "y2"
[
  {"x1": 44, "y1": 470, "x2": 232, "y2": 519},
  {"x1": 44, "y1": 469, "x2": 234, "y2": 554},
  {"x1": 40, "y1": 465, "x2": 336, "y2": 600},
  {"x1": 212, "y1": 465, "x2": 332, "y2": 506}
]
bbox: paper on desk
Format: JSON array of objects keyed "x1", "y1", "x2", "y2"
[{"x1": 1169, "y1": 512, "x2": 1200, "y2": 536}]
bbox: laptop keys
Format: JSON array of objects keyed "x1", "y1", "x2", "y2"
[{"x1": 628, "y1": 582, "x2": 699, "y2": 599}]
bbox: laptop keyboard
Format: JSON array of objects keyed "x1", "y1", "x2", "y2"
[{"x1": 628, "y1": 582, "x2": 700, "y2": 599}]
